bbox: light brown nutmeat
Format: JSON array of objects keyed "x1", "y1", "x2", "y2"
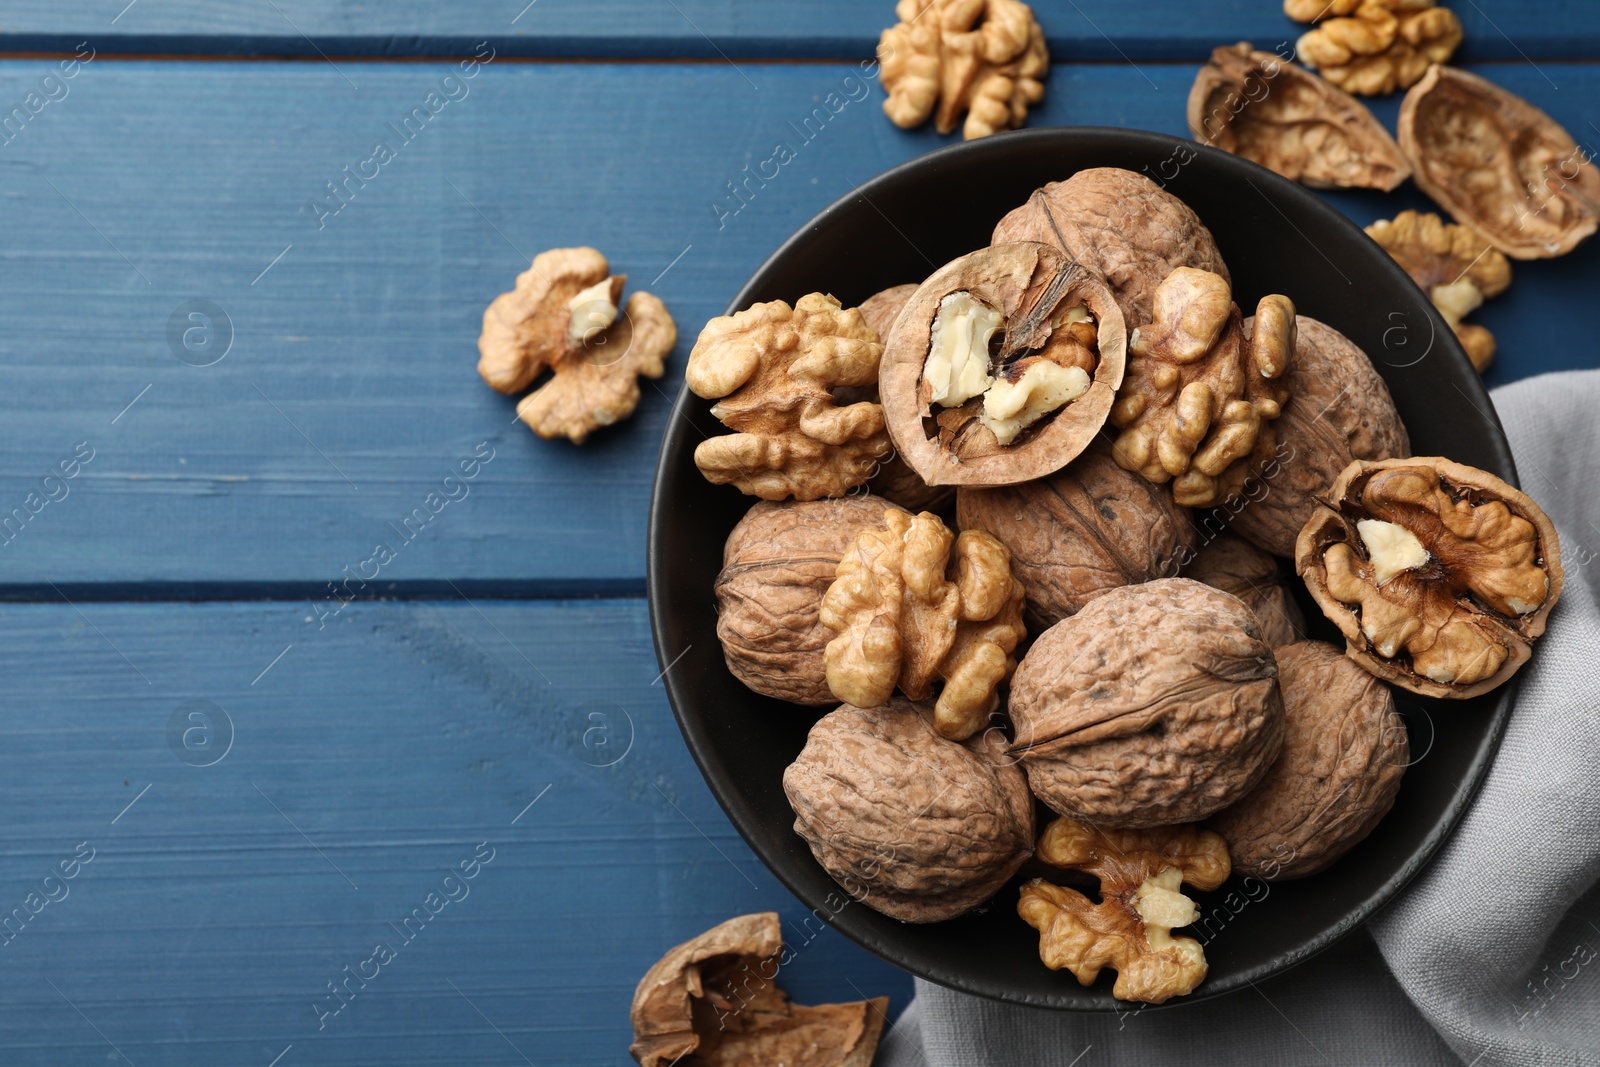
[
  {"x1": 1009, "y1": 578, "x2": 1285, "y2": 828},
  {"x1": 629, "y1": 912, "x2": 888, "y2": 1067},
  {"x1": 1189, "y1": 43, "x2": 1410, "y2": 191},
  {"x1": 1108, "y1": 267, "x2": 1295, "y2": 509},
  {"x1": 1285, "y1": 0, "x2": 1437, "y2": 21},
  {"x1": 1181, "y1": 531, "x2": 1305, "y2": 648},
  {"x1": 1367, "y1": 211, "x2": 1512, "y2": 372},
  {"x1": 686, "y1": 293, "x2": 890, "y2": 500},
  {"x1": 878, "y1": 0, "x2": 1049, "y2": 140},
  {"x1": 1296, "y1": 456, "x2": 1564, "y2": 699},
  {"x1": 1211, "y1": 641, "x2": 1408, "y2": 880},
  {"x1": 819, "y1": 509, "x2": 1025, "y2": 741},
  {"x1": 783, "y1": 699, "x2": 1035, "y2": 923},
  {"x1": 714, "y1": 496, "x2": 909, "y2": 705},
  {"x1": 1295, "y1": 2, "x2": 1462, "y2": 96},
  {"x1": 1019, "y1": 817, "x2": 1230, "y2": 1003},
  {"x1": 1228, "y1": 314, "x2": 1410, "y2": 558},
  {"x1": 478, "y1": 247, "x2": 676, "y2": 443},
  {"x1": 1398, "y1": 66, "x2": 1600, "y2": 260}
]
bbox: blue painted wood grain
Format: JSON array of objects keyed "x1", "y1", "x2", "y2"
[
  {"x1": 0, "y1": 0, "x2": 1596, "y2": 60},
  {"x1": 0, "y1": 598, "x2": 911, "y2": 1065},
  {"x1": 0, "y1": 58, "x2": 1594, "y2": 593}
]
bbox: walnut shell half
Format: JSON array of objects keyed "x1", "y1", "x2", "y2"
[
  {"x1": 879, "y1": 242, "x2": 1126, "y2": 487},
  {"x1": 1398, "y1": 65, "x2": 1600, "y2": 260},
  {"x1": 1296, "y1": 457, "x2": 1564, "y2": 698},
  {"x1": 1211, "y1": 641, "x2": 1407, "y2": 880},
  {"x1": 1010, "y1": 578, "x2": 1285, "y2": 828},
  {"x1": 783, "y1": 699, "x2": 1034, "y2": 922}
]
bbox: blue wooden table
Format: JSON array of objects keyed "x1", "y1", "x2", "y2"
[{"x1": 0, "y1": 4, "x2": 1596, "y2": 1064}]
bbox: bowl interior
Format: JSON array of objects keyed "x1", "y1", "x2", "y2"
[{"x1": 648, "y1": 127, "x2": 1515, "y2": 1010}]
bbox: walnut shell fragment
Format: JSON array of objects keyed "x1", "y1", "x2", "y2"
[
  {"x1": 1296, "y1": 457, "x2": 1564, "y2": 698},
  {"x1": 879, "y1": 242, "x2": 1126, "y2": 488},
  {"x1": 686, "y1": 294, "x2": 890, "y2": 500},
  {"x1": 1010, "y1": 578, "x2": 1285, "y2": 828},
  {"x1": 991, "y1": 168, "x2": 1232, "y2": 327},
  {"x1": 1398, "y1": 66, "x2": 1600, "y2": 260},
  {"x1": 478, "y1": 247, "x2": 677, "y2": 443},
  {"x1": 1182, "y1": 532, "x2": 1305, "y2": 648},
  {"x1": 1109, "y1": 268, "x2": 1295, "y2": 509},
  {"x1": 956, "y1": 445, "x2": 1197, "y2": 631},
  {"x1": 1228, "y1": 314, "x2": 1410, "y2": 558},
  {"x1": 629, "y1": 912, "x2": 888, "y2": 1067},
  {"x1": 1294, "y1": 2, "x2": 1462, "y2": 96},
  {"x1": 1212, "y1": 641, "x2": 1407, "y2": 880},
  {"x1": 715, "y1": 496, "x2": 908, "y2": 705},
  {"x1": 1020, "y1": 817, "x2": 1230, "y2": 1003},
  {"x1": 878, "y1": 0, "x2": 1049, "y2": 140},
  {"x1": 1189, "y1": 43, "x2": 1410, "y2": 191},
  {"x1": 784, "y1": 700, "x2": 1034, "y2": 922},
  {"x1": 1366, "y1": 211, "x2": 1512, "y2": 372},
  {"x1": 820, "y1": 509, "x2": 1026, "y2": 740}
]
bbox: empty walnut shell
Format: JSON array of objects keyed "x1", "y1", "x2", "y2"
[
  {"x1": 1399, "y1": 65, "x2": 1600, "y2": 260},
  {"x1": 1211, "y1": 641, "x2": 1407, "y2": 880},
  {"x1": 783, "y1": 699, "x2": 1034, "y2": 922},
  {"x1": 991, "y1": 168, "x2": 1231, "y2": 327},
  {"x1": 715, "y1": 496, "x2": 906, "y2": 705},
  {"x1": 879, "y1": 242, "x2": 1126, "y2": 487},
  {"x1": 1229, "y1": 315, "x2": 1410, "y2": 558},
  {"x1": 1009, "y1": 578, "x2": 1285, "y2": 828},
  {"x1": 1189, "y1": 43, "x2": 1410, "y2": 191},
  {"x1": 956, "y1": 444, "x2": 1196, "y2": 631},
  {"x1": 1181, "y1": 532, "x2": 1305, "y2": 648},
  {"x1": 1297, "y1": 457, "x2": 1564, "y2": 698}
]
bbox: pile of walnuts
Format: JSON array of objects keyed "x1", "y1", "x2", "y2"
[{"x1": 685, "y1": 169, "x2": 1565, "y2": 1005}]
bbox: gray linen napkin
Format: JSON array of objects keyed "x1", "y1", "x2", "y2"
[{"x1": 880, "y1": 370, "x2": 1600, "y2": 1067}]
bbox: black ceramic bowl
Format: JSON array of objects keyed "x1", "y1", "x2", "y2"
[{"x1": 647, "y1": 127, "x2": 1515, "y2": 1010}]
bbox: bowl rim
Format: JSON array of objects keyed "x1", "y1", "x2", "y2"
[{"x1": 647, "y1": 124, "x2": 1516, "y2": 1011}]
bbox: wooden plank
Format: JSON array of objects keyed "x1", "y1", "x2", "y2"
[
  {"x1": 0, "y1": 597, "x2": 911, "y2": 1065},
  {"x1": 0, "y1": 1, "x2": 1596, "y2": 61},
  {"x1": 0, "y1": 59, "x2": 1594, "y2": 592}
]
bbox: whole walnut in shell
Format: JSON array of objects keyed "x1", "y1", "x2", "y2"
[
  {"x1": 956, "y1": 444, "x2": 1196, "y2": 631},
  {"x1": 1228, "y1": 314, "x2": 1410, "y2": 558},
  {"x1": 1009, "y1": 578, "x2": 1285, "y2": 828},
  {"x1": 783, "y1": 699, "x2": 1034, "y2": 923},
  {"x1": 991, "y1": 168, "x2": 1231, "y2": 327},
  {"x1": 1211, "y1": 641, "x2": 1407, "y2": 880},
  {"x1": 715, "y1": 496, "x2": 907, "y2": 705},
  {"x1": 1182, "y1": 532, "x2": 1305, "y2": 648}
]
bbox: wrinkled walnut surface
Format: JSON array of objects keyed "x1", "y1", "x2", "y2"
[
  {"x1": 1020, "y1": 817, "x2": 1230, "y2": 1003},
  {"x1": 1010, "y1": 578, "x2": 1285, "y2": 828},
  {"x1": 879, "y1": 242, "x2": 1126, "y2": 487},
  {"x1": 1189, "y1": 43, "x2": 1410, "y2": 191},
  {"x1": 478, "y1": 247, "x2": 676, "y2": 443},
  {"x1": 1212, "y1": 641, "x2": 1407, "y2": 880},
  {"x1": 1367, "y1": 210, "x2": 1512, "y2": 372},
  {"x1": 878, "y1": 0, "x2": 1049, "y2": 140},
  {"x1": 821, "y1": 509, "x2": 1025, "y2": 740},
  {"x1": 1296, "y1": 457, "x2": 1564, "y2": 698},
  {"x1": 784, "y1": 700, "x2": 1034, "y2": 922},
  {"x1": 687, "y1": 294, "x2": 890, "y2": 500},
  {"x1": 991, "y1": 168, "x2": 1232, "y2": 327},
  {"x1": 1108, "y1": 268, "x2": 1294, "y2": 509},
  {"x1": 1296, "y1": 2, "x2": 1462, "y2": 96},
  {"x1": 956, "y1": 444, "x2": 1196, "y2": 631},
  {"x1": 715, "y1": 496, "x2": 907, "y2": 705},
  {"x1": 1399, "y1": 66, "x2": 1600, "y2": 260},
  {"x1": 1229, "y1": 314, "x2": 1411, "y2": 558},
  {"x1": 630, "y1": 912, "x2": 887, "y2": 1067},
  {"x1": 1182, "y1": 532, "x2": 1305, "y2": 648}
]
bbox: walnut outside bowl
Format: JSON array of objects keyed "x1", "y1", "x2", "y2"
[{"x1": 647, "y1": 127, "x2": 1516, "y2": 1011}]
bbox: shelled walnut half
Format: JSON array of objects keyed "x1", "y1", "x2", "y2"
[
  {"x1": 1189, "y1": 43, "x2": 1410, "y2": 191},
  {"x1": 1297, "y1": 457, "x2": 1564, "y2": 698},
  {"x1": 878, "y1": 243, "x2": 1126, "y2": 487},
  {"x1": 1367, "y1": 211, "x2": 1512, "y2": 372},
  {"x1": 1019, "y1": 817, "x2": 1230, "y2": 1003},
  {"x1": 1293, "y1": 1, "x2": 1462, "y2": 96}
]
